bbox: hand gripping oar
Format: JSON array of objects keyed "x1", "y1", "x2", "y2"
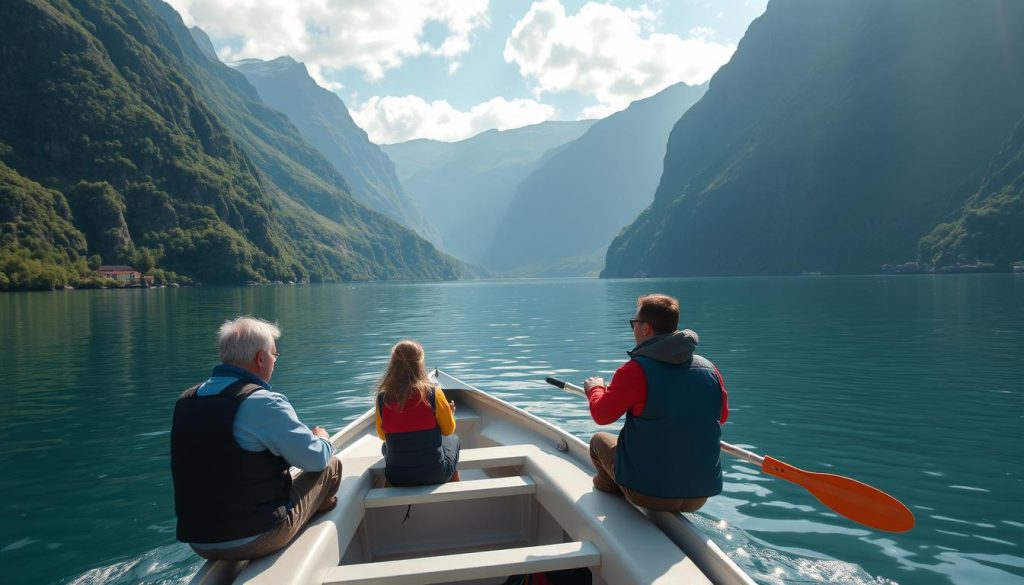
[{"x1": 545, "y1": 376, "x2": 915, "y2": 532}]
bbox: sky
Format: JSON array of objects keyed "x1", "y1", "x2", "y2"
[{"x1": 165, "y1": 0, "x2": 769, "y2": 144}]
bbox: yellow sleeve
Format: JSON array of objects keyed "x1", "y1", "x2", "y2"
[
  {"x1": 434, "y1": 387, "x2": 456, "y2": 436},
  {"x1": 375, "y1": 401, "x2": 386, "y2": 440}
]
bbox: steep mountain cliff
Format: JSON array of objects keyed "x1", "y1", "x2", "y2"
[
  {"x1": 604, "y1": 0, "x2": 1024, "y2": 277},
  {"x1": 0, "y1": 0, "x2": 462, "y2": 289},
  {"x1": 188, "y1": 25, "x2": 217, "y2": 61},
  {"x1": 919, "y1": 117, "x2": 1024, "y2": 270},
  {"x1": 481, "y1": 83, "x2": 707, "y2": 275},
  {"x1": 231, "y1": 56, "x2": 440, "y2": 245},
  {"x1": 383, "y1": 121, "x2": 594, "y2": 264}
]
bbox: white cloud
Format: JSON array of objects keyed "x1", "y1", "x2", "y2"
[
  {"x1": 505, "y1": 0, "x2": 735, "y2": 114},
  {"x1": 165, "y1": 0, "x2": 489, "y2": 81},
  {"x1": 306, "y1": 63, "x2": 344, "y2": 93},
  {"x1": 351, "y1": 96, "x2": 558, "y2": 144},
  {"x1": 689, "y1": 26, "x2": 717, "y2": 39}
]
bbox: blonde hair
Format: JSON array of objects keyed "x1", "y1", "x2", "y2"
[
  {"x1": 376, "y1": 340, "x2": 433, "y2": 410},
  {"x1": 218, "y1": 316, "x2": 280, "y2": 365}
]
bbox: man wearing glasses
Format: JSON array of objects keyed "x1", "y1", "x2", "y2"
[
  {"x1": 171, "y1": 316, "x2": 341, "y2": 560},
  {"x1": 584, "y1": 294, "x2": 729, "y2": 513}
]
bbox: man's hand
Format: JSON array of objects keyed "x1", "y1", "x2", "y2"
[
  {"x1": 312, "y1": 426, "x2": 330, "y2": 439},
  {"x1": 584, "y1": 377, "x2": 606, "y2": 393},
  {"x1": 448, "y1": 400, "x2": 456, "y2": 413}
]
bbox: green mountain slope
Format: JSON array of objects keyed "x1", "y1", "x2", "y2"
[
  {"x1": 603, "y1": 0, "x2": 1024, "y2": 277},
  {"x1": 0, "y1": 0, "x2": 461, "y2": 289},
  {"x1": 481, "y1": 83, "x2": 707, "y2": 275},
  {"x1": 383, "y1": 121, "x2": 594, "y2": 264},
  {"x1": 919, "y1": 117, "x2": 1024, "y2": 270},
  {"x1": 0, "y1": 157, "x2": 91, "y2": 289},
  {"x1": 147, "y1": 0, "x2": 462, "y2": 279},
  {"x1": 231, "y1": 56, "x2": 441, "y2": 246}
]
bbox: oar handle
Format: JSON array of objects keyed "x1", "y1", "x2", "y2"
[
  {"x1": 546, "y1": 376, "x2": 585, "y2": 396},
  {"x1": 546, "y1": 377, "x2": 763, "y2": 464},
  {"x1": 544, "y1": 376, "x2": 566, "y2": 389}
]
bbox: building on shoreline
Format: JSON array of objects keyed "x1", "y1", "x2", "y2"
[{"x1": 96, "y1": 265, "x2": 153, "y2": 286}]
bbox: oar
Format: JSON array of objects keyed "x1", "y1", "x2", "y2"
[{"x1": 545, "y1": 376, "x2": 915, "y2": 533}]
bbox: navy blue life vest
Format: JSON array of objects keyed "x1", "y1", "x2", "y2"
[
  {"x1": 614, "y1": 355, "x2": 723, "y2": 499},
  {"x1": 171, "y1": 380, "x2": 291, "y2": 543}
]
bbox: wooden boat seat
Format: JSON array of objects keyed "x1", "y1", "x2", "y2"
[
  {"x1": 368, "y1": 444, "x2": 532, "y2": 472},
  {"x1": 321, "y1": 540, "x2": 600, "y2": 585},
  {"x1": 364, "y1": 476, "x2": 536, "y2": 508}
]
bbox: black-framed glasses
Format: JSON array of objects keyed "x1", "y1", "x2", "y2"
[
  {"x1": 270, "y1": 351, "x2": 280, "y2": 359},
  {"x1": 629, "y1": 319, "x2": 646, "y2": 330}
]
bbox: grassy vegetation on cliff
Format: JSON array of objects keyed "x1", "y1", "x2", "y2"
[{"x1": 919, "y1": 118, "x2": 1024, "y2": 270}]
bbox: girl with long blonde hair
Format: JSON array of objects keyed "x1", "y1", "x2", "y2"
[{"x1": 374, "y1": 340, "x2": 460, "y2": 485}]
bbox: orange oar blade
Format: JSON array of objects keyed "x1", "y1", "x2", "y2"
[{"x1": 761, "y1": 455, "x2": 915, "y2": 532}]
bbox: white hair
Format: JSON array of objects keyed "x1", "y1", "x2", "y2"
[{"x1": 218, "y1": 316, "x2": 280, "y2": 365}]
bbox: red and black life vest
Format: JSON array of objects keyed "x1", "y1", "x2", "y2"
[{"x1": 378, "y1": 389, "x2": 444, "y2": 473}]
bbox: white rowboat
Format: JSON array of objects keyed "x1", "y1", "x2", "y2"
[{"x1": 189, "y1": 369, "x2": 757, "y2": 585}]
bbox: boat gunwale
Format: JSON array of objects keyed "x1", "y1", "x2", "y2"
[
  {"x1": 427, "y1": 369, "x2": 756, "y2": 585},
  {"x1": 191, "y1": 368, "x2": 756, "y2": 585}
]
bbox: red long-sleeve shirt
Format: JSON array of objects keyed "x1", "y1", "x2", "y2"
[{"x1": 587, "y1": 360, "x2": 729, "y2": 425}]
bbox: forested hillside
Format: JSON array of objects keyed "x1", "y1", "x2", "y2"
[
  {"x1": 919, "y1": 117, "x2": 1024, "y2": 270},
  {"x1": 0, "y1": 0, "x2": 462, "y2": 290},
  {"x1": 603, "y1": 0, "x2": 1024, "y2": 277}
]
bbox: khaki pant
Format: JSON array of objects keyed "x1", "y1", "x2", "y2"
[
  {"x1": 192, "y1": 457, "x2": 343, "y2": 561},
  {"x1": 589, "y1": 432, "x2": 707, "y2": 513}
]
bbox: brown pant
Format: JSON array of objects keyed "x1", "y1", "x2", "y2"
[
  {"x1": 589, "y1": 432, "x2": 707, "y2": 513},
  {"x1": 192, "y1": 457, "x2": 343, "y2": 561}
]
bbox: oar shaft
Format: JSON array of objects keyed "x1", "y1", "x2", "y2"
[
  {"x1": 555, "y1": 378, "x2": 764, "y2": 466},
  {"x1": 720, "y1": 442, "x2": 765, "y2": 466}
]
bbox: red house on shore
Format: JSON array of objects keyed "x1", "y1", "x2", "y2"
[{"x1": 96, "y1": 265, "x2": 153, "y2": 285}]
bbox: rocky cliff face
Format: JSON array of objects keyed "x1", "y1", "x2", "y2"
[
  {"x1": 383, "y1": 121, "x2": 594, "y2": 264},
  {"x1": 604, "y1": 0, "x2": 1024, "y2": 277},
  {"x1": 481, "y1": 82, "x2": 707, "y2": 275}
]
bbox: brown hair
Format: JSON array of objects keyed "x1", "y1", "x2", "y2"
[
  {"x1": 376, "y1": 339, "x2": 434, "y2": 410},
  {"x1": 636, "y1": 294, "x2": 679, "y2": 335}
]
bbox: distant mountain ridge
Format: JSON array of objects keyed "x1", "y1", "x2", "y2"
[
  {"x1": 383, "y1": 121, "x2": 595, "y2": 264},
  {"x1": 0, "y1": 0, "x2": 462, "y2": 289},
  {"x1": 604, "y1": 0, "x2": 1024, "y2": 277},
  {"x1": 231, "y1": 56, "x2": 441, "y2": 245},
  {"x1": 481, "y1": 82, "x2": 708, "y2": 275}
]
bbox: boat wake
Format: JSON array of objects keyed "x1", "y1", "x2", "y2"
[
  {"x1": 63, "y1": 543, "x2": 200, "y2": 585},
  {"x1": 687, "y1": 512, "x2": 898, "y2": 585}
]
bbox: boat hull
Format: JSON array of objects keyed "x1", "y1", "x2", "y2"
[{"x1": 188, "y1": 370, "x2": 755, "y2": 585}]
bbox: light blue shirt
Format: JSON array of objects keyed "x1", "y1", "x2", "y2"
[{"x1": 189, "y1": 364, "x2": 333, "y2": 550}]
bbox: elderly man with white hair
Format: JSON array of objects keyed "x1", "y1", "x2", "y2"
[{"x1": 171, "y1": 316, "x2": 342, "y2": 561}]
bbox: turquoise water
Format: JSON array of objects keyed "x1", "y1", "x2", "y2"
[{"x1": 0, "y1": 276, "x2": 1021, "y2": 585}]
